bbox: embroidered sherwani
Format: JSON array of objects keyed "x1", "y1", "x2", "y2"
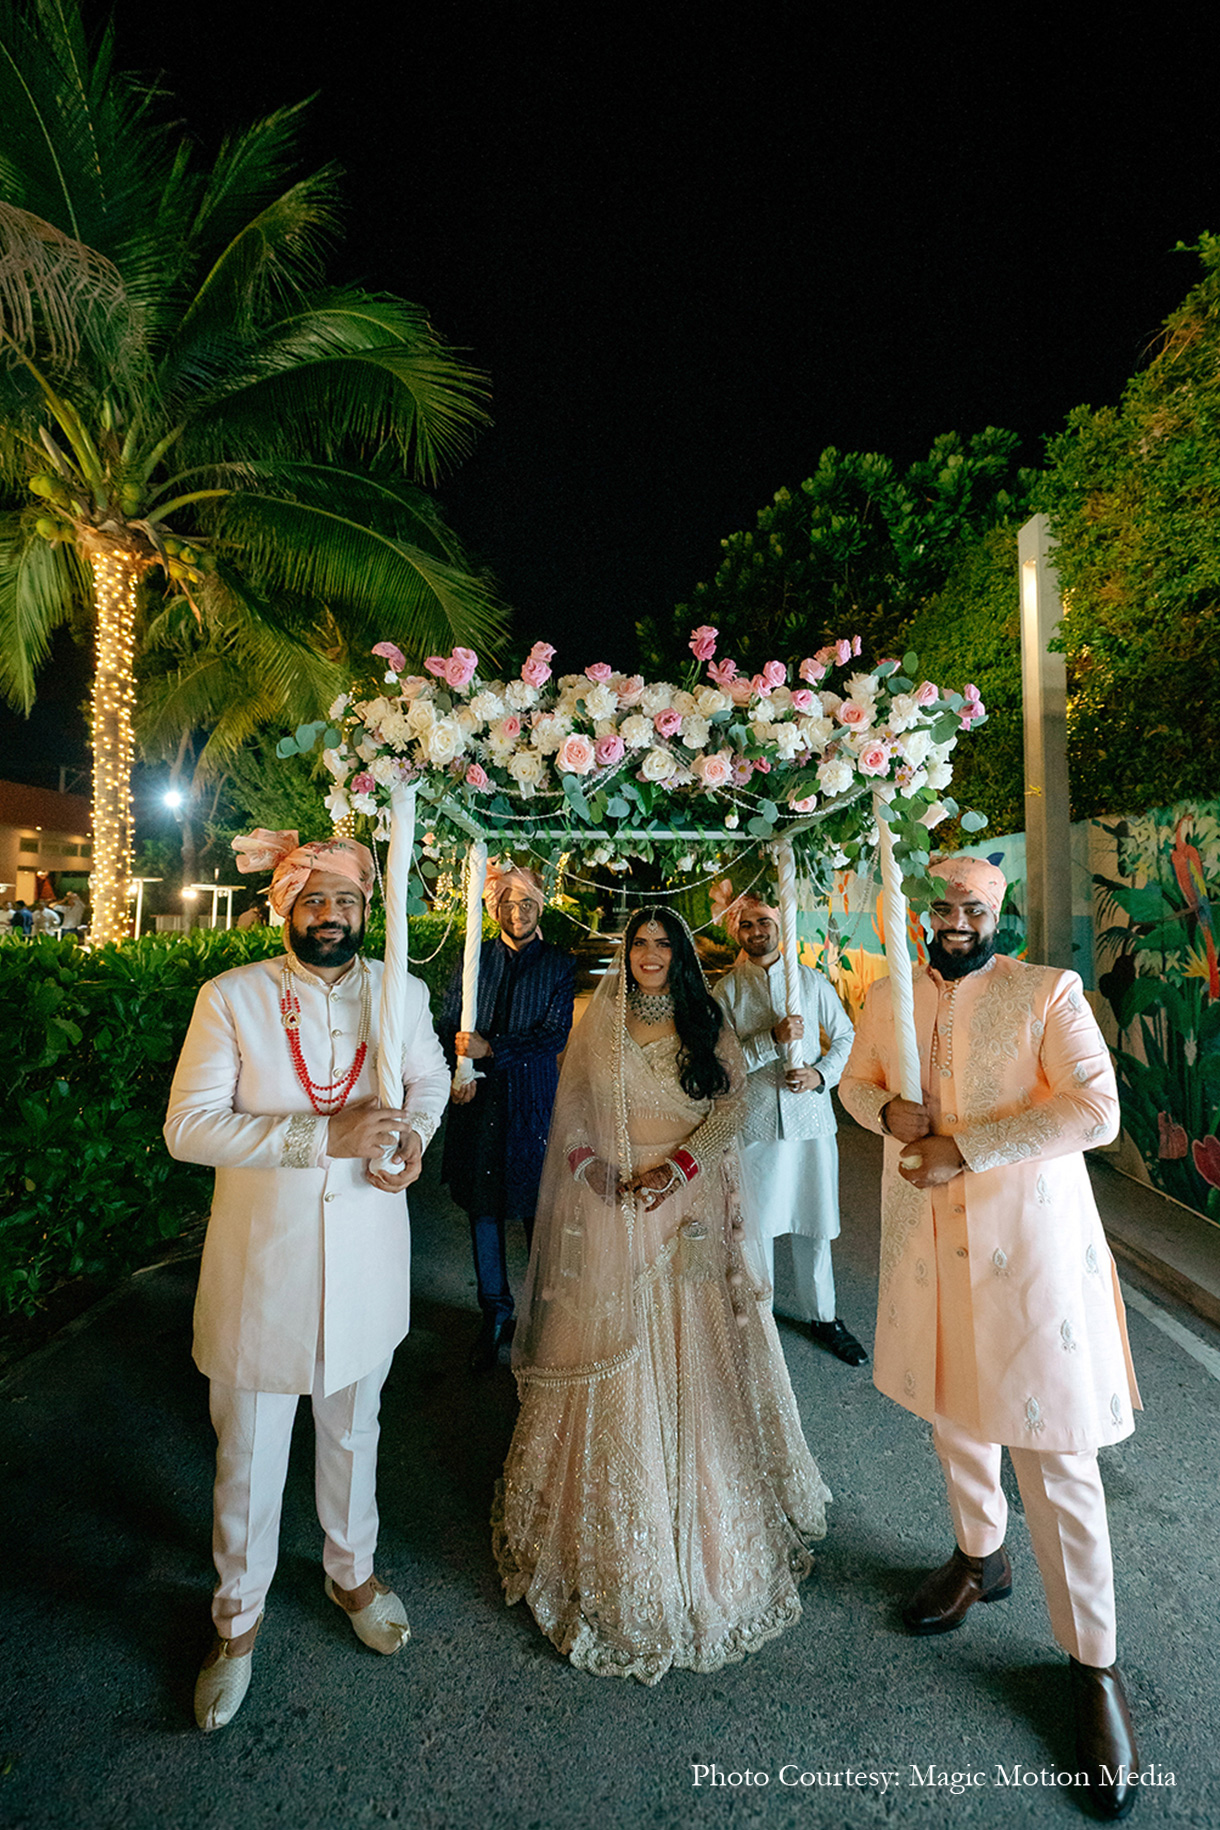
[
  {"x1": 164, "y1": 953, "x2": 449, "y2": 1638},
  {"x1": 840, "y1": 954, "x2": 1141, "y2": 1666},
  {"x1": 166, "y1": 955, "x2": 450, "y2": 1395}
]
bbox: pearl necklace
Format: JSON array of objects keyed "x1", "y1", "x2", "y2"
[
  {"x1": 930, "y1": 980, "x2": 959, "y2": 1079},
  {"x1": 628, "y1": 987, "x2": 674, "y2": 1025},
  {"x1": 281, "y1": 959, "x2": 371, "y2": 1113}
]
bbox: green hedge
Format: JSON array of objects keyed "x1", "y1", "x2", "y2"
[{"x1": 0, "y1": 910, "x2": 583, "y2": 1318}]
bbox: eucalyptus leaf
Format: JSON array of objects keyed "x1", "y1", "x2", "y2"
[{"x1": 959, "y1": 809, "x2": 988, "y2": 832}]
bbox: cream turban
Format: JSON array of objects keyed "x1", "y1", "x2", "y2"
[{"x1": 232, "y1": 829, "x2": 375, "y2": 918}]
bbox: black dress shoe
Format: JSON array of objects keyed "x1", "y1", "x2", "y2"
[
  {"x1": 469, "y1": 1314, "x2": 515, "y2": 1375},
  {"x1": 902, "y1": 1544, "x2": 1013, "y2": 1635},
  {"x1": 809, "y1": 1317, "x2": 868, "y2": 1365},
  {"x1": 1070, "y1": 1658, "x2": 1139, "y2": 1821}
]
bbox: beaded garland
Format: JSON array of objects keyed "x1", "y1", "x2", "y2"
[{"x1": 281, "y1": 959, "x2": 372, "y2": 1113}]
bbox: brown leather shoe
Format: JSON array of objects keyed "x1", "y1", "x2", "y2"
[
  {"x1": 902, "y1": 1543, "x2": 1013, "y2": 1635},
  {"x1": 1070, "y1": 1658, "x2": 1139, "y2": 1820}
]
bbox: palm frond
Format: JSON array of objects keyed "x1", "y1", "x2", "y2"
[
  {"x1": 186, "y1": 104, "x2": 329, "y2": 266},
  {"x1": 0, "y1": 514, "x2": 87, "y2": 708},
  {"x1": 0, "y1": 200, "x2": 127, "y2": 367},
  {"x1": 216, "y1": 490, "x2": 507, "y2": 663}
]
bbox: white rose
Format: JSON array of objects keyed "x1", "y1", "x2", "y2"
[
  {"x1": 507, "y1": 748, "x2": 545, "y2": 791},
  {"x1": 887, "y1": 692, "x2": 919, "y2": 733},
  {"x1": 469, "y1": 690, "x2": 504, "y2": 724},
  {"x1": 324, "y1": 786, "x2": 350, "y2": 821},
  {"x1": 323, "y1": 746, "x2": 350, "y2": 779},
  {"x1": 640, "y1": 681, "x2": 675, "y2": 714},
  {"x1": 370, "y1": 755, "x2": 397, "y2": 785},
  {"x1": 680, "y1": 714, "x2": 710, "y2": 750},
  {"x1": 327, "y1": 693, "x2": 350, "y2": 720},
  {"x1": 351, "y1": 791, "x2": 377, "y2": 816},
  {"x1": 898, "y1": 729, "x2": 931, "y2": 767},
  {"x1": 406, "y1": 696, "x2": 436, "y2": 736},
  {"x1": 694, "y1": 685, "x2": 730, "y2": 716},
  {"x1": 769, "y1": 686, "x2": 794, "y2": 713},
  {"x1": 817, "y1": 756, "x2": 854, "y2": 796},
  {"x1": 453, "y1": 705, "x2": 480, "y2": 736},
  {"x1": 621, "y1": 713, "x2": 652, "y2": 749},
  {"x1": 773, "y1": 723, "x2": 802, "y2": 759},
  {"x1": 845, "y1": 671, "x2": 879, "y2": 701},
  {"x1": 797, "y1": 714, "x2": 834, "y2": 750},
  {"x1": 425, "y1": 717, "x2": 466, "y2": 765},
  {"x1": 641, "y1": 746, "x2": 677, "y2": 782},
  {"x1": 505, "y1": 679, "x2": 539, "y2": 710},
  {"x1": 749, "y1": 720, "x2": 775, "y2": 746},
  {"x1": 356, "y1": 735, "x2": 380, "y2": 762},
  {"x1": 583, "y1": 682, "x2": 618, "y2": 720},
  {"x1": 593, "y1": 717, "x2": 619, "y2": 738},
  {"x1": 921, "y1": 801, "x2": 949, "y2": 829},
  {"x1": 671, "y1": 690, "x2": 698, "y2": 717},
  {"x1": 926, "y1": 759, "x2": 953, "y2": 790}
]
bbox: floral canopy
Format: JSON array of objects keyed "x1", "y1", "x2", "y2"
[{"x1": 280, "y1": 627, "x2": 987, "y2": 912}]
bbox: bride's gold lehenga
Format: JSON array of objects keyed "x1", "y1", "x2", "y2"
[{"x1": 493, "y1": 966, "x2": 830, "y2": 1683}]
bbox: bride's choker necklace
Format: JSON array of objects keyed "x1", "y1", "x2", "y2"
[{"x1": 628, "y1": 987, "x2": 674, "y2": 1025}]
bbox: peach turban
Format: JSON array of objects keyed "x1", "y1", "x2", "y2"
[
  {"x1": 232, "y1": 829, "x2": 375, "y2": 918},
  {"x1": 709, "y1": 877, "x2": 781, "y2": 941},
  {"x1": 929, "y1": 853, "x2": 1007, "y2": 916},
  {"x1": 483, "y1": 859, "x2": 546, "y2": 918}
]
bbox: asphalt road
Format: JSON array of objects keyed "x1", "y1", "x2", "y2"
[{"x1": 1, "y1": 1120, "x2": 1216, "y2": 1830}]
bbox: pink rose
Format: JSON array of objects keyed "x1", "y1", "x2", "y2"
[
  {"x1": 857, "y1": 741, "x2": 891, "y2": 776},
  {"x1": 852, "y1": 635, "x2": 862, "y2": 657},
  {"x1": 529, "y1": 640, "x2": 556, "y2": 664},
  {"x1": 499, "y1": 715, "x2": 521, "y2": 741},
  {"x1": 372, "y1": 641, "x2": 407, "y2": 673},
  {"x1": 836, "y1": 700, "x2": 872, "y2": 728},
  {"x1": 595, "y1": 732, "x2": 625, "y2": 768},
  {"x1": 707, "y1": 657, "x2": 738, "y2": 688},
  {"x1": 835, "y1": 639, "x2": 853, "y2": 667},
  {"x1": 616, "y1": 673, "x2": 645, "y2": 706},
  {"x1": 585, "y1": 662, "x2": 614, "y2": 682},
  {"x1": 815, "y1": 645, "x2": 836, "y2": 667},
  {"x1": 915, "y1": 680, "x2": 938, "y2": 706},
  {"x1": 689, "y1": 624, "x2": 718, "y2": 662},
  {"x1": 728, "y1": 676, "x2": 755, "y2": 705},
  {"x1": 557, "y1": 732, "x2": 596, "y2": 775},
  {"x1": 799, "y1": 657, "x2": 827, "y2": 685},
  {"x1": 350, "y1": 771, "x2": 375, "y2": 794},
  {"x1": 753, "y1": 758, "x2": 772, "y2": 774},
  {"x1": 693, "y1": 751, "x2": 732, "y2": 788},
  {"x1": 465, "y1": 763, "x2": 490, "y2": 790},
  {"x1": 788, "y1": 794, "x2": 817, "y2": 813},
  {"x1": 425, "y1": 655, "x2": 448, "y2": 678},
  {"x1": 790, "y1": 689, "x2": 816, "y2": 713},
  {"x1": 521, "y1": 656, "x2": 552, "y2": 687},
  {"x1": 653, "y1": 708, "x2": 682, "y2": 738},
  {"x1": 760, "y1": 660, "x2": 786, "y2": 691},
  {"x1": 400, "y1": 675, "x2": 427, "y2": 700},
  {"x1": 444, "y1": 647, "x2": 478, "y2": 690}
]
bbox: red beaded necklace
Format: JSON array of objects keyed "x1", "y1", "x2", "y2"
[{"x1": 280, "y1": 959, "x2": 371, "y2": 1114}]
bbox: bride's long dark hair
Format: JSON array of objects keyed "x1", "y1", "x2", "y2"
[{"x1": 624, "y1": 905, "x2": 730, "y2": 1102}]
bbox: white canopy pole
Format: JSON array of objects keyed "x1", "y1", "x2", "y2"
[
  {"x1": 874, "y1": 793, "x2": 922, "y2": 1103},
  {"x1": 772, "y1": 838, "x2": 804, "y2": 1074},
  {"x1": 377, "y1": 780, "x2": 418, "y2": 1161},
  {"x1": 453, "y1": 840, "x2": 489, "y2": 1090}
]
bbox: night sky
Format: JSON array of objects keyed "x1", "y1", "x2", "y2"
[{"x1": 4, "y1": 5, "x2": 1218, "y2": 787}]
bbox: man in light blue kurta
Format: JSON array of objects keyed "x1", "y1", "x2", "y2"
[{"x1": 712, "y1": 893, "x2": 864, "y2": 1364}]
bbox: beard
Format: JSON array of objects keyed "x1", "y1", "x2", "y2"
[
  {"x1": 291, "y1": 916, "x2": 364, "y2": 968},
  {"x1": 926, "y1": 930, "x2": 998, "y2": 981}
]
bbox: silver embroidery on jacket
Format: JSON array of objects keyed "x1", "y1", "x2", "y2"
[
  {"x1": 282, "y1": 1113, "x2": 318, "y2": 1169},
  {"x1": 1025, "y1": 1395, "x2": 1046, "y2": 1434},
  {"x1": 1060, "y1": 1318, "x2": 1077, "y2": 1352}
]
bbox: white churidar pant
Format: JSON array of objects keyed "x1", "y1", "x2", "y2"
[
  {"x1": 209, "y1": 1355, "x2": 393, "y2": 1638},
  {"x1": 932, "y1": 1413, "x2": 1117, "y2": 1668},
  {"x1": 758, "y1": 1233, "x2": 836, "y2": 1324}
]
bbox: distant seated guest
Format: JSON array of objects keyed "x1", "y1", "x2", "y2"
[
  {"x1": 10, "y1": 900, "x2": 33, "y2": 939},
  {"x1": 31, "y1": 903, "x2": 61, "y2": 936}
]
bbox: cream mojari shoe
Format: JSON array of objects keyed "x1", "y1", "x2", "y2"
[
  {"x1": 324, "y1": 1573, "x2": 411, "y2": 1653},
  {"x1": 194, "y1": 1616, "x2": 262, "y2": 1731}
]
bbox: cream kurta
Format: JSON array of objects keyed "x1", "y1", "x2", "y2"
[
  {"x1": 840, "y1": 955, "x2": 1140, "y2": 1452},
  {"x1": 164, "y1": 955, "x2": 449, "y2": 1396}
]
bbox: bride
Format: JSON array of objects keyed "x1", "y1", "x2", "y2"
[{"x1": 493, "y1": 905, "x2": 830, "y2": 1683}]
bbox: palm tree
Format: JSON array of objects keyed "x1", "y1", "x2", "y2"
[{"x1": 0, "y1": 1, "x2": 505, "y2": 940}]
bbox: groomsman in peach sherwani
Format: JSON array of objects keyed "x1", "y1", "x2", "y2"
[{"x1": 840, "y1": 854, "x2": 1143, "y2": 1823}]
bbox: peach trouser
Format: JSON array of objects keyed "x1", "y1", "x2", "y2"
[
  {"x1": 209, "y1": 1356, "x2": 392, "y2": 1638},
  {"x1": 933, "y1": 1412, "x2": 1117, "y2": 1668}
]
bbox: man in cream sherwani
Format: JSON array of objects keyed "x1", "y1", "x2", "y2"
[
  {"x1": 710, "y1": 882, "x2": 864, "y2": 1364},
  {"x1": 840, "y1": 854, "x2": 1142, "y2": 1822},
  {"x1": 165, "y1": 830, "x2": 449, "y2": 1732}
]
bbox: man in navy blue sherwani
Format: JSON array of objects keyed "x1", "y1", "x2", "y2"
[{"x1": 440, "y1": 862, "x2": 575, "y2": 1372}]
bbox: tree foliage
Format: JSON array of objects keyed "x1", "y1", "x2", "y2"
[
  {"x1": 1041, "y1": 236, "x2": 1220, "y2": 817},
  {"x1": 641, "y1": 429, "x2": 1034, "y2": 674}
]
